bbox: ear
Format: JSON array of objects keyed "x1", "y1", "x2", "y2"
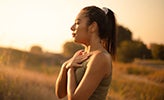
[{"x1": 88, "y1": 22, "x2": 98, "y2": 33}]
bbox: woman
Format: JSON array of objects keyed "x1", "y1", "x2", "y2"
[{"x1": 55, "y1": 6, "x2": 116, "y2": 100}]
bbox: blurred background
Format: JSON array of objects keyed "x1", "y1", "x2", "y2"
[{"x1": 0, "y1": 0, "x2": 164, "y2": 100}]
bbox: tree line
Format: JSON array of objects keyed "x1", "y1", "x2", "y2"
[
  {"x1": 0, "y1": 24, "x2": 163, "y2": 67},
  {"x1": 62, "y1": 25, "x2": 164, "y2": 62}
]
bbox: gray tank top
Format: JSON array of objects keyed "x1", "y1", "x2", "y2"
[{"x1": 75, "y1": 60, "x2": 112, "y2": 100}]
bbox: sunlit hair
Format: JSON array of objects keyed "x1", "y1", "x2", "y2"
[{"x1": 82, "y1": 6, "x2": 117, "y2": 60}]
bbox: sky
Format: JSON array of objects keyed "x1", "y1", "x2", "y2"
[{"x1": 0, "y1": 0, "x2": 164, "y2": 53}]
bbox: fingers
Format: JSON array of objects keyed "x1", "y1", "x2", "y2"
[
  {"x1": 73, "y1": 63, "x2": 83, "y2": 67},
  {"x1": 67, "y1": 52, "x2": 92, "y2": 69},
  {"x1": 80, "y1": 53, "x2": 91, "y2": 62},
  {"x1": 74, "y1": 53, "x2": 92, "y2": 64},
  {"x1": 73, "y1": 50, "x2": 84, "y2": 57},
  {"x1": 66, "y1": 61, "x2": 83, "y2": 69}
]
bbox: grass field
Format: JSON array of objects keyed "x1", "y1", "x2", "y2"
[{"x1": 0, "y1": 60, "x2": 164, "y2": 100}]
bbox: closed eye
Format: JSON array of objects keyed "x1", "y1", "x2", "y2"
[{"x1": 75, "y1": 19, "x2": 81, "y2": 25}]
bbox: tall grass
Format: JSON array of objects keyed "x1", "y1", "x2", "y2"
[
  {"x1": 0, "y1": 60, "x2": 164, "y2": 100},
  {"x1": 0, "y1": 66, "x2": 59, "y2": 100},
  {"x1": 108, "y1": 62, "x2": 164, "y2": 100},
  {"x1": 109, "y1": 76, "x2": 164, "y2": 100}
]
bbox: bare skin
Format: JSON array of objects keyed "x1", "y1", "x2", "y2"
[{"x1": 55, "y1": 10, "x2": 112, "y2": 100}]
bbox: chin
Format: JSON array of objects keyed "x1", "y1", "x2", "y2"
[{"x1": 74, "y1": 40, "x2": 80, "y2": 44}]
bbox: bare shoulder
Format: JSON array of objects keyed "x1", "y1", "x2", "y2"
[
  {"x1": 87, "y1": 51, "x2": 112, "y2": 77},
  {"x1": 89, "y1": 50, "x2": 112, "y2": 65}
]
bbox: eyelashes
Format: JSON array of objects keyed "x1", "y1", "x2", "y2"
[{"x1": 75, "y1": 21, "x2": 80, "y2": 25}]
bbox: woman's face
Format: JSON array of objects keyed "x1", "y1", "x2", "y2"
[{"x1": 70, "y1": 10, "x2": 91, "y2": 45}]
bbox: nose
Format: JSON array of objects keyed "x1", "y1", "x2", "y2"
[{"x1": 70, "y1": 24, "x2": 75, "y2": 31}]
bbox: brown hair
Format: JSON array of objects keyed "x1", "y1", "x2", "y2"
[{"x1": 83, "y1": 6, "x2": 117, "y2": 60}]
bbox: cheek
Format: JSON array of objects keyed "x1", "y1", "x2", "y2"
[
  {"x1": 74, "y1": 31, "x2": 88, "y2": 43},
  {"x1": 75, "y1": 24, "x2": 79, "y2": 29},
  {"x1": 75, "y1": 25, "x2": 80, "y2": 31},
  {"x1": 79, "y1": 32, "x2": 90, "y2": 43}
]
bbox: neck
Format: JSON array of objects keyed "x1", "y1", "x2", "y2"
[{"x1": 84, "y1": 33, "x2": 104, "y2": 53}]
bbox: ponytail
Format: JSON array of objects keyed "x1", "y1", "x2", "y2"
[{"x1": 105, "y1": 8, "x2": 117, "y2": 60}]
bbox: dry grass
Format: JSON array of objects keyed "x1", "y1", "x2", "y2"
[
  {"x1": 147, "y1": 70, "x2": 164, "y2": 84},
  {"x1": 0, "y1": 65, "x2": 59, "y2": 100},
  {"x1": 0, "y1": 60, "x2": 164, "y2": 100},
  {"x1": 108, "y1": 62, "x2": 164, "y2": 100}
]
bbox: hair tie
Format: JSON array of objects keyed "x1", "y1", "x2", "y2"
[{"x1": 102, "y1": 7, "x2": 108, "y2": 15}]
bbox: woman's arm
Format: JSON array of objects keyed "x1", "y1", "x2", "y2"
[
  {"x1": 55, "y1": 50, "x2": 87, "y2": 98},
  {"x1": 55, "y1": 62, "x2": 68, "y2": 98},
  {"x1": 67, "y1": 67, "x2": 77, "y2": 100}
]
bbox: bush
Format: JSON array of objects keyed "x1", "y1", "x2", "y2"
[{"x1": 117, "y1": 41, "x2": 151, "y2": 62}]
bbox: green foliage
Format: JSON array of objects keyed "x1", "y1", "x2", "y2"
[
  {"x1": 116, "y1": 25, "x2": 153, "y2": 62},
  {"x1": 150, "y1": 43, "x2": 164, "y2": 60},
  {"x1": 117, "y1": 41, "x2": 134, "y2": 62},
  {"x1": 62, "y1": 41, "x2": 84, "y2": 58},
  {"x1": 117, "y1": 25, "x2": 132, "y2": 47},
  {"x1": 117, "y1": 40, "x2": 152, "y2": 62}
]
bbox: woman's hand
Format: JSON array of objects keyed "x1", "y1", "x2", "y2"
[{"x1": 66, "y1": 50, "x2": 91, "y2": 70}]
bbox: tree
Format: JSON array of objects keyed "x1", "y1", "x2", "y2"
[
  {"x1": 62, "y1": 41, "x2": 84, "y2": 58},
  {"x1": 159, "y1": 45, "x2": 164, "y2": 60},
  {"x1": 30, "y1": 45, "x2": 43, "y2": 55},
  {"x1": 117, "y1": 40, "x2": 151, "y2": 62},
  {"x1": 117, "y1": 25, "x2": 133, "y2": 47},
  {"x1": 150, "y1": 43, "x2": 164, "y2": 60}
]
